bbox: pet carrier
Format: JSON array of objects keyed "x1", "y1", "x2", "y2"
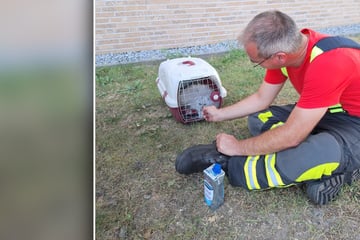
[{"x1": 156, "y1": 57, "x2": 227, "y2": 124}]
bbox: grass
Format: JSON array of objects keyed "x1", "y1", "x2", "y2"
[{"x1": 96, "y1": 36, "x2": 360, "y2": 239}]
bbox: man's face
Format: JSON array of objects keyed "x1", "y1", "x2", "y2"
[{"x1": 244, "y1": 42, "x2": 281, "y2": 69}]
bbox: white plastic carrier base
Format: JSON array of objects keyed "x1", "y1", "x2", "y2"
[{"x1": 156, "y1": 57, "x2": 227, "y2": 124}]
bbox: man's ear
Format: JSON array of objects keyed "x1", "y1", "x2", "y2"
[{"x1": 274, "y1": 52, "x2": 287, "y2": 64}]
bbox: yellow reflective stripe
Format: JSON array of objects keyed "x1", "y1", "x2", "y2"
[
  {"x1": 296, "y1": 162, "x2": 339, "y2": 182},
  {"x1": 281, "y1": 67, "x2": 288, "y2": 78},
  {"x1": 310, "y1": 45, "x2": 324, "y2": 62},
  {"x1": 328, "y1": 103, "x2": 345, "y2": 113},
  {"x1": 330, "y1": 108, "x2": 344, "y2": 113},
  {"x1": 258, "y1": 111, "x2": 273, "y2": 123},
  {"x1": 270, "y1": 121, "x2": 284, "y2": 129},
  {"x1": 264, "y1": 153, "x2": 285, "y2": 187},
  {"x1": 244, "y1": 155, "x2": 261, "y2": 190}
]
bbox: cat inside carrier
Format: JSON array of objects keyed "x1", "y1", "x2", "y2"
[{"x1": 156, "y1": 57, "x2": 227, "y2": 124}]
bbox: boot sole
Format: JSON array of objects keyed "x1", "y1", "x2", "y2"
[
  {"x1": 351, "y1": 169, "x2": 360, "y2": 183},
  {"x1": 306, "y1": 174, "x2": 344, "y2": 205}
]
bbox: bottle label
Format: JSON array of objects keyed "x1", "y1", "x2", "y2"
[{"x1": 204, "y1": 180, "x2": 213, "y2": 206}]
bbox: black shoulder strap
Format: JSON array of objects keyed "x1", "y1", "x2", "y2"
[{"x1": 315, "y1": 36, "x2": 360, "y2": 52}]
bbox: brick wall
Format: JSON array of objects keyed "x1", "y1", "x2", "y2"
[{"x1": 95, "y1": 0, "x2": 360, "y2": 56}]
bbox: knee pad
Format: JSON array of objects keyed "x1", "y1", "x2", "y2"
[{"x1": 277, "y1": 132, "x2": 342, "y2": 182}]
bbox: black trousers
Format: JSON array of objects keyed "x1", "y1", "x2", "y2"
[{"x1": 227, "y1": 104, "x2": 360, "y2": 189}]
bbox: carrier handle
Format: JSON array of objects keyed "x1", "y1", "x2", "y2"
[{"x1": 182, "y1": 60, "x2": 195, "y2": 66}]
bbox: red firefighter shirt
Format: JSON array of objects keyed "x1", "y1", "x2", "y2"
[{"x1": 264, "y1": 28, "x2": 360, "y2": 117}]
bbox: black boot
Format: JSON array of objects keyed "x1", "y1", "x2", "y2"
[
  {"x1": 306, "y1": 169, "x2": 360, "y2": 205},
  {"x1": 344, "y1": 168, "x2": 360, "y2": 185},
  {"x1": 306, "y1": 174, "x2": 344, "y2": 205},
  {"x1": 175, "y1": 142, "x2": 229, "y2": 175}
]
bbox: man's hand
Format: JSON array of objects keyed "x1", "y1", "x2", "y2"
[
  {"x1": 215, "y1": 133, "x2": 241, "y2": 156},
  {"x1": 203, "y1": 82, "x2": 284, "y2": 123},
  {"x1": 203, "y1": 105, "x2": 223, "y2": 122}
]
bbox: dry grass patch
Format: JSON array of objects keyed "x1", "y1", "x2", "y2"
[{"x1": 96, "y1": 36, "x2": 360, "y2": 239}]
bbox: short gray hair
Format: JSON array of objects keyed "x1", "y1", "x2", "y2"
[{"x1": 238, "y1": 10, "x2": 303, "y2": 58}]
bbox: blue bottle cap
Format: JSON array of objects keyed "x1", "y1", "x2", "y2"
[{"x1": 212, "y1": 163, "x2": 222, "y2": 175}]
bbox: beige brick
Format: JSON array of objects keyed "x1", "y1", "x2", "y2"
[{"x1": 96, "y1": 0, "x2": 360, "y2": 55}]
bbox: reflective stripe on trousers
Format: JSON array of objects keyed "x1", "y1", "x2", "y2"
[{"x1": 227, "y1": 105, "x2": 342, "y2": 189}]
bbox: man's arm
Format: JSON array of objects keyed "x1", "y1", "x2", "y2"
[
  {"x1": 216, "y1": 106, "x2": 328, "y2": 156},
  {"x1": 203, "y1": 81, "x2": 284, "y2": 122}
]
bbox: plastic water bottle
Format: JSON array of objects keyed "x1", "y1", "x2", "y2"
[{"x1": 203, "y1": 163, "x2": 225, "y2": 210}]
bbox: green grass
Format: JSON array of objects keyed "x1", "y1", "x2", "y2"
[{"x1": 96, "y1": 36, "x2": 360, "y2": 239}]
